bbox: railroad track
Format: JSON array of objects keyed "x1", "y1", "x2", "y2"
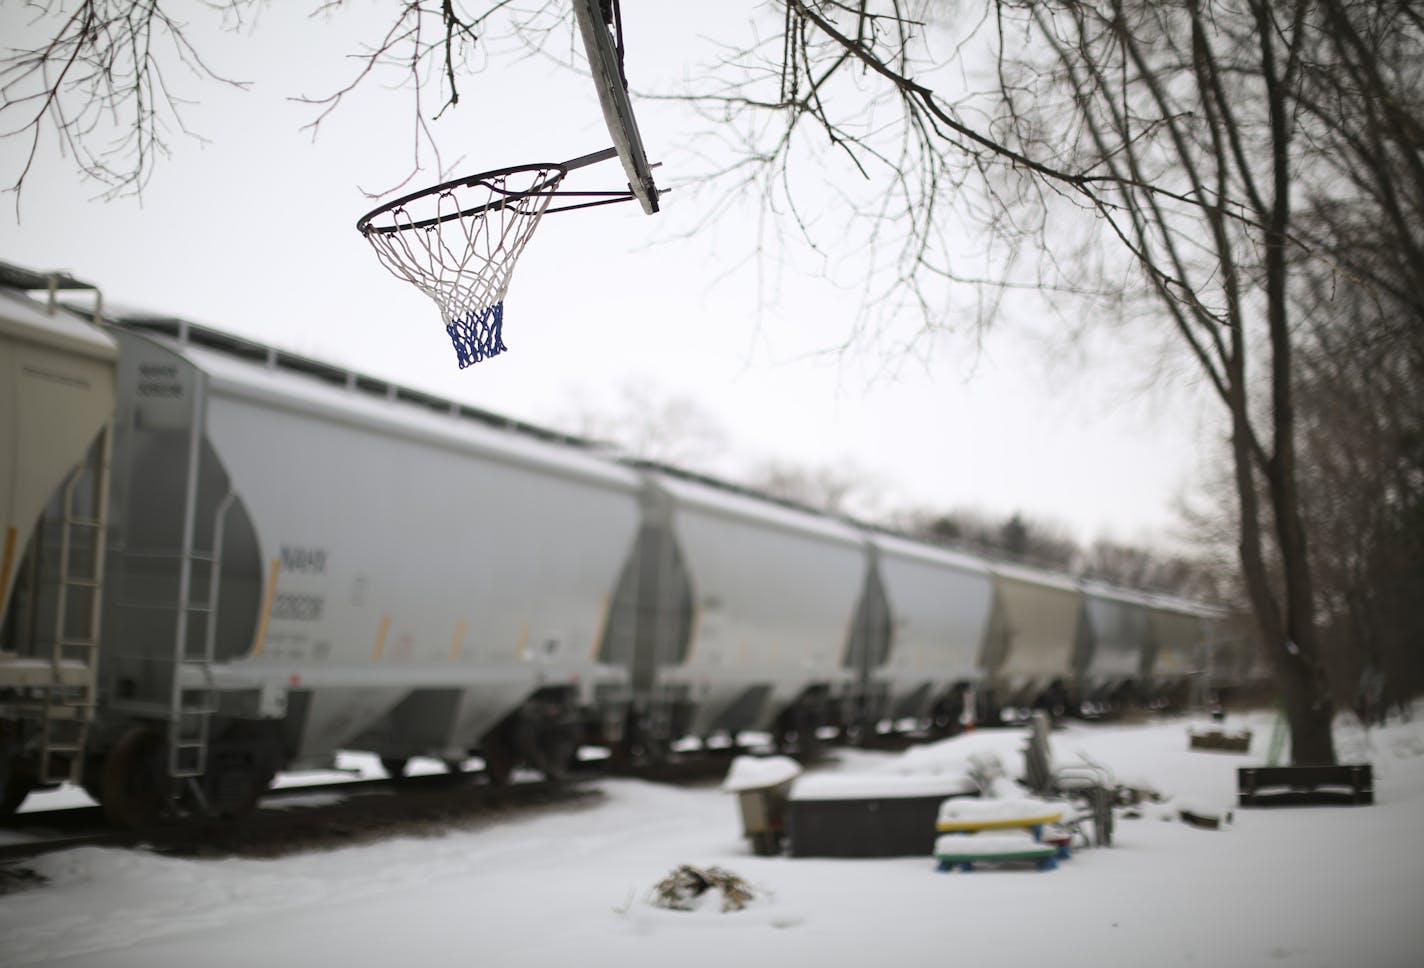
[
  {"x1": 0, "y1": 746, "x2": 747, "y2": 870},
  {"x1": 1, "y1": 774, "x2": 595, "y2": 866}
]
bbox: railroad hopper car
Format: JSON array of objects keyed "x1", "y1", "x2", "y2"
[
  {"x1": 1076, "y1": 582, "x2": 1155, "y2": 708},
  {"x1": 84, "y1": 316, "x2": 642, "y2": 823},
  {"x1": 846, "y1": 533, "x2": 992, "y2": 734},
  {"x1": 0, "y1": 276, "x2": 114, "y2": 812},
  {"x1": 1142, "y1": 596, "x2": 1216, "y2": 707},
  {"x1": 979, "y1": 563, "x2": 1084, "y2": 716},
  {"x1": 596, "y1": 467, "x2": 867, "y2": 756}
]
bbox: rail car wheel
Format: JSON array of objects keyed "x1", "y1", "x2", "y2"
[
  {"x1": 0, "y1": 755, "x2": 36, "y2": 815},
  {"x1": 101, "y1": 726, "x2": 168, "y2": 828},
  {"x1": 929, "y1": 694, "x2": 965, "y2": 738},
  {"x1": 79, "y1": 756, "x2": 106, "y2": 806},
  {"x1": 776, "y1": 706, "x2": 819, "y2": 759},
  {"x1": 534, "y1": 726, "x2": 579, "y2": 783},
  {"x1": 481, "y1": 732, "x2": 514, "y2": 787},
  {"x1": 797, "y1": 709, "x2": 821, "y2": 759}
]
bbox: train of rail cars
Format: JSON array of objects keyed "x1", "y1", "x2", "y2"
[{"x1": 0, "y1": 260, "x2": 1269, "y2": 824}]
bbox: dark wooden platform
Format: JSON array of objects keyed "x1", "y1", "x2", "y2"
[
  {"x1": 1237, "y1": 764, "x2": 1373, "y2": 806},
  {"x1": 1189, "y1": 729, "x2": 1252, "y2": 753}
]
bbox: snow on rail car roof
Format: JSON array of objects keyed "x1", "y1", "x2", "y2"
[
  {"x1": 107, "y1": 314, "x2": 639, "y2": 490},
  {"x1": 0, "y1": 259, "x2": 101, "y2": 294},
  {"x1": 1139, "y1": 590, "x2": 1230, "y2": 619},
  {"x1": 630, "y1": 458, "x2": 866, "y2": 547},
  {"x1": 863, "y1": 529, "x2": 990, "y2": 575},
  {"x1": 987, "y1": 558, "x2": 1082, "y2": 595},
  {"x1": 1077, "y1": 577, "x2": 1227, "y2": 618},
  {"x1": 1078, "y1": 578, "x2": 1163, "y2": 609},
  {"x1": 0, "y1": 273, "x2": 112, "y2": 362}
]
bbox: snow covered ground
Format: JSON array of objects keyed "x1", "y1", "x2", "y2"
[{"x1": 3, "y1": 708, "x2": 1422, "y2": 967}]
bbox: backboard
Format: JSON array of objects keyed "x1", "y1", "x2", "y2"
[{"x1": 572, "y1": 0, "x2": 661, "y2": 215}]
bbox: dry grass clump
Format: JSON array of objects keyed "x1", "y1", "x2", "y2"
[{"x1": 650, "y1": 864, "x2": 756, "y2": 912}]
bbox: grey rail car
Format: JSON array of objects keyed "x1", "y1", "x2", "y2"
[
  {"x1": 980, "y1": 563, "x2": 1083, "y2": 716},
  {"x1": 90, "y1": 317, "x2": 641, "y2": 823},
  {"x1": 603, "y1": 466, "x2": 868, "y2": 755},
  {"x1": 850, "y1": 533, "x2": 992, "y2": 733},
  {"x1": 0, "y1": 270, "x2": 113, "y2": 813},
  {"x1": 1143, "y1": 596, "x2": 1215, "y2": 706},
  {"x1": 1077, "y1": 582, "x2": 1154, "y2": 706}
]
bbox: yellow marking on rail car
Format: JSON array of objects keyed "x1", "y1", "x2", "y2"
[
  {"x1": 0, "y1": 527, "x2": 17, "y2": 603},
  {"x1": 515, "y1": 624, "x2": 531, "y2": 660},
  {"x1": 835, "y1": 612, "x2": 856, "y2": 667},
  {"x1": 250, "y1": 558, "x2": 281, "y2": 658},
  {"x1": 588, "y1": 594, "x2": 611, "y2": 661},
  {"x1": 682, "y1": 603, "x2": 705, "y2": 664},
  {"x1": 450, "y1": 619, "x2": 467, "y2": 660},
  {"x1": 373, "y1": 614, "x2": 391, "y2": 659}
]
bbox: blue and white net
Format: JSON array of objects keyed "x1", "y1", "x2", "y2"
[{"x1": 360, "y1": 166, "x2": 564, "y2": 368}]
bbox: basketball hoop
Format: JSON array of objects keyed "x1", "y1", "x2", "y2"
[{"x1": 356, "y1": 149, "x2": 641, "y2": 368}]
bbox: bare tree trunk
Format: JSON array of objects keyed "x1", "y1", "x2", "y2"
[
  {"x1": 1254, "y1": 0, "x2": 1335, "y2": 764},
  {"x1": 1225, "y1": 317, "x2": 1330, "y2": 763}
]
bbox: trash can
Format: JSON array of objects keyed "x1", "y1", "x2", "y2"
[{"x1": 722, "y1": 755, "x2": 804, "y2": 856}]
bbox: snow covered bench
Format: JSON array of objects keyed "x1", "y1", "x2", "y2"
[
  {"x1": 933, "y1": 834, "x2": 1058, "y2": 872},
  {"x1": 1237, "y1": 765, "x2": 1374, "y2": 807},
  {"x1": 936, "y1": 796, "x2": 1073, "y2": 859},
  {"x1": 935, "y1": 796, "x2": 1065, "y2": 835}
]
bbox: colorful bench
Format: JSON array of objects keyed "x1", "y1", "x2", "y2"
[
  {"x1": 936, "y1": 797, "x2": 1069, "y2": 851},
  {"x1": 933, "y1": 834, "x2": 1058, "y2": 872},
  {"x1": 933, "y1": 797, "x2": 1073, "y2": 871},
  {"x1": 936, "y1": 797, "x2": 1065, "y2": 833}
]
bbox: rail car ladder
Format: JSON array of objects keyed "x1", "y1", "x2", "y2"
[
  {"x1": 105, "y1": 533, "x2": 219, "y2": 788},
  {"x1": 163, "y1": 492, "x2": 227, "y2": 785},
  {"x1": 37, "y1": 429, "x2": 111, "y2": 785},
  {"x1": 165, "y1": 559, "x2": 218, "y2": 782}
]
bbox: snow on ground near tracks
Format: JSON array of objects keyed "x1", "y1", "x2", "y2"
[{"x1": 3, "y1": 709, "x2": 1423, "y2": 967}]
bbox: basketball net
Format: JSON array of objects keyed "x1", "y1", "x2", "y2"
[{"x1": 360, "y1": 166, "x2": 566, "y2": 368}]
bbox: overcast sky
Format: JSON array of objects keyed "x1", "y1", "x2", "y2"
[{"x1": 0, "y1": 3, "x2": 1218, "y2": 548}]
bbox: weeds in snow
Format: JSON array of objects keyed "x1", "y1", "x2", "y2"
[{"x1": 650, "y1": 865, "x2": 756, "y2": 913}]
